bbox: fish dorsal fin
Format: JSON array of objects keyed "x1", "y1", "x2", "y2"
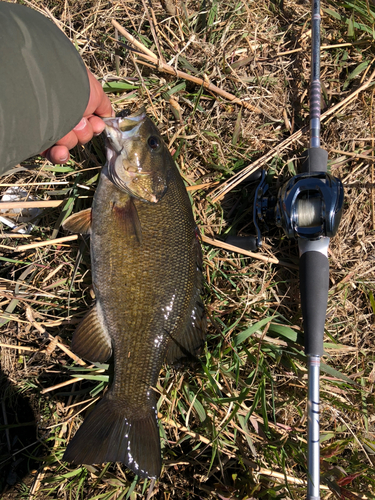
[
  {"x1": 166, "y1": 237, "x2": 206, "y2": 364},
  {"x1": 112, "y1": 198, "x2": 142, "y2": 244},
  {"x1": 63, "y1": 208, "x2": 92, "y2": 234},
  {"x1": 71, "y1": 304, "x2": 112, "y2": 362}
]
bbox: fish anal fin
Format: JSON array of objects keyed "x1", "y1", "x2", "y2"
[
  {"x1": 63, "y1": 395, "x2": 161, "y2": 479},
  {"x1": 63, "y1": 208, "x2": 92, "y2": 234},
  {"x1": 112, "y1": 198, "x2": 142, "y2": 244},
  {"x1": 71, "y1": 304, "x2": 112, "y2": 362}
]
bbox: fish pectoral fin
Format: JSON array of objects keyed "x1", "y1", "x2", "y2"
[
  {"x1": 63, "y1": 395, "x2": 161, "y2": 479},
  {"x1": 71, "y1": 305, "x2": 112, "y2": 362},
  {"x1": 63, "y1": 208, "x2": 92, "y2": 234},
  {"x1": 112, "y1": 198, "x2": 142, "y2": 244}
]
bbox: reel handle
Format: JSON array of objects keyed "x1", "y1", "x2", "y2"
[{"x1": 225, "y1": 235, "x2": 258, "y2": 251}]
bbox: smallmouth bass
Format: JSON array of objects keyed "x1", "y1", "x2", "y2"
[{"x1": 62, "y1": 109, "x2": 206, "y2": 478}]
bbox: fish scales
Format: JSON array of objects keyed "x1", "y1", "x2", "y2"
[
  {"x1": 93, "y1": 167, "x2": 197, "y2": 405},
  {"x1": 62, "y1": 109, "x2": 206, "y2": 478}
]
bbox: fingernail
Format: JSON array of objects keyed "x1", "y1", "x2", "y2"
[
  {"x1": 73, "y1": 117, "x2": 87, "y2": 131},
  {"x1": 59, "y1": 154, "x2": 69, "y2": 162}
]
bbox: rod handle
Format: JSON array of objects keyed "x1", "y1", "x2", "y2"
[
  {"x1": 299, "y1": 250, "x2": 329, "y2": 356},
  {"x1": 301, "y1": 148, "x2": 328, "y2": 173}
]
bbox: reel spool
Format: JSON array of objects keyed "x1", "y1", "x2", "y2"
[
  {"x1": 275, "y1": 172, "x2": 344, "y2": 241},
  {"x1": 295, "y1": 197, "x2": 322, "y2": 228}
]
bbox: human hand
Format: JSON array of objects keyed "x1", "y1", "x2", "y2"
[{"x1": 43, "y1": 69, "x2": 113, "y2": 164}]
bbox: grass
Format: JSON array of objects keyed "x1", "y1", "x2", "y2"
[{"x1": 1, "y1": 0, "x2": 375, "y2": 498}]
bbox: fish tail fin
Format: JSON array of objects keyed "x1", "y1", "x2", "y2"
[{"x1": 63, "y1": 395, "x2": 161, "y2": 478}]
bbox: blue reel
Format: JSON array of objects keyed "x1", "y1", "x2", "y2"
[{"x1": 275, "y1": 172, "x2": 344, "y2": 240}]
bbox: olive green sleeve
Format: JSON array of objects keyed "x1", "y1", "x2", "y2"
[{"x1": 0, "y1": 3, "x2": 90, "y2": 173}]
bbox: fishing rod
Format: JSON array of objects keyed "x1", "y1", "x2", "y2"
[
  {"x1": 297, "y1": 2, "x2": 339, "y2": 497},
  {"x1": 228, "y1": 1, "x2": 344, "y2": 497}
]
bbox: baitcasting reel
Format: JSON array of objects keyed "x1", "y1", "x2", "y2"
[{"x1": 250, "y1": 169, "x2": 344, "y2": 247}]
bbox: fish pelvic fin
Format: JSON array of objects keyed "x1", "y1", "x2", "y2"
[
  {"x1": 63, "y1": 208, "x2": 92, "y2": 234},
  {"x1": 71, "y1": 303, "x2": 112, "y2": 363},
  {"x1": 63, "y1": 395, "x2": 161, "y2": 479}
]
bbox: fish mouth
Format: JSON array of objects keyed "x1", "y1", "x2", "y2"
[
  {"x1": 102, "y1": 108, "x2": 146, "y2": 154},
  {"x1": 103, "y1": 108, "x2": 166, "y2": 203}
]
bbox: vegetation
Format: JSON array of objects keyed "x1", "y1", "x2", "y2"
[{"x1": 1, "y1": 0, "x2": 375, "y2": 498}]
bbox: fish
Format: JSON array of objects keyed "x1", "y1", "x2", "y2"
[{"x1": 62, "y1": 108, "x2": 206, "y2": 479}]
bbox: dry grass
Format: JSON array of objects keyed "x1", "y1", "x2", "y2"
[{"x1": 1, "y1": 0, "x2": 375, "y2": 498}]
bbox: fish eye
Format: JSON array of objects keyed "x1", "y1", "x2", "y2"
[{"x1": 148, "y1": 136, "x2": 160, "y2": 150}]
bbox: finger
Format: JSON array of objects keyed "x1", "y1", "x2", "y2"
[
  {"x1": 56, "y1": 130, "x2": 79, "y2": 150},
  {"x1": 45, "y1": 145, "x2": 70, "y2": 164},
  {"x1": 87, "y1": 115, "x2": 106, "y2": 136},
  {"x1": 72, "y1": 117, "x2": 94, "y2": 145},
  {"x1": 85, "y1": 70, "x2": 113, "y2": 118}
]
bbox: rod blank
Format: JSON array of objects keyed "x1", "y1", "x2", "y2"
[
  {"x1": 310, "y1": 1, "x2": 322, "y2": 149},
  {"x1": 307, "y1": 356, "x2": 321, "y2": 500}
]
